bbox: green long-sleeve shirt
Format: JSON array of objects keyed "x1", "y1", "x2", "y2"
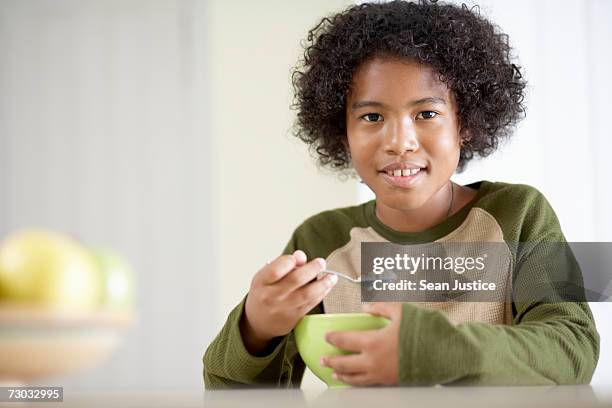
[{"x1": 203, "y1": 180, "x2": 599, "y2": 388}]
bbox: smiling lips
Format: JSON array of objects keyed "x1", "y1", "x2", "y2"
[
  {"x1": 385, "y1": 168, "x2": 422, "y2": 177},
  {"x1": 379, "y1": 163, "x2": 426, "y2": 188}
]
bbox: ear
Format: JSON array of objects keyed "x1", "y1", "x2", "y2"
[
  {"x1": 459, "y1": 127, "x2": 471, "y2": 147},
  {"x1": 342, "y1": 136, "x2": 351, "y2": 159}
]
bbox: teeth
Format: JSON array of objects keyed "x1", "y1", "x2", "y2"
[{"x1": 389, "y1": 168, "x2": 421, "y2": 177}]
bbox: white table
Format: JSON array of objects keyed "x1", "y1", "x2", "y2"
[{"x1": 4, "y1": 386, "x2": 610, "y2": 408}]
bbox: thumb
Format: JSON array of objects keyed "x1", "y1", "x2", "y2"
[{"x1": 362, "y1": 302, "x2": 400, "y2": 320}]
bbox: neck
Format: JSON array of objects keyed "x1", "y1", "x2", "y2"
[{"x1": 375, "y1": 181, "x2": 454, "y2": 233}]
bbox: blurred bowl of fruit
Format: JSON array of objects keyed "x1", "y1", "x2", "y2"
[{"x1": 0, "y1": 229, "x2": 136, "y2": 384}]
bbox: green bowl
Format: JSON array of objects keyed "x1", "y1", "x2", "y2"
[{"x1": 294, "y1": 313, "x2": 390, "y2": 388}]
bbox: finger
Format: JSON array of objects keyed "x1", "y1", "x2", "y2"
[
  {"x1": 278, "y1": 257, "x2": 326, "y2": 293},
  {"x1": 264, "y1": 250, "x2": 305, "y2": 267},
  {"x1": 321, "y1": 353, "x2": 367, "y2": 375},
  {"x1": 325, "y1": 330, "x2": 368, "y2": 353},
  {"x1": 259, "y1": 254, "x2": 300, "y2": 284},
  {"x1": 333, "y1": 371, "x2": 372, "y2": 387},
  {"x1": 290, "y1": 272, "x2": 337, "y2": 308},
  {"x1": 296, "y1": 278, "x2": 335, "y2": 315},
  {"x1": 293, "y1": 250, "x2": 307, "y2": 265},
  {"x1": 362, "y1": 302, "x2": 402, "y2": 320}
]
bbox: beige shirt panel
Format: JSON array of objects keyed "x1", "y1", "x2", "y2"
[{"x1": 322, "y1": 207, "x2": 514, "y2": 325}]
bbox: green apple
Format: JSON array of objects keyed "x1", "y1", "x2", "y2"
[
  {"x1": 0, "y1": 229, "x2": 102, "y2": 310},
  {"x1": 90, "y1": 248, "x2": 135, "y2": 310}
]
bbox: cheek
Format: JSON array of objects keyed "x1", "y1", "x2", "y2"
[
  {"x1": 423, "y1": 132, "x2": 461, "y2": 164},
  {"x1": 348, "y1": 143, "x2": 371, "y2": 176},
  {"x1": 347, "y1": 131, "x2": 376, "y2": 165}
]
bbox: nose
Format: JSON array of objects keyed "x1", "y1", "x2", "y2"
[{"x1": 383, "y1": 117, "x2": 419, "y2": 155}]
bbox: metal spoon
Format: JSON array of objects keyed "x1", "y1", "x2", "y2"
[
  {"x1": 319, "y1": 269, "x2": 362, "y2": 283},
  {"x1": 319, "y1": 269, "x2": 399, "y2": 284}
]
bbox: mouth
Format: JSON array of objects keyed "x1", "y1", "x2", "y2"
[
  {"x1": 380, "y1": 167, "x2": 424, "y2": 177},
  {"x1": 378, "y1": 167, "x2": 426, "y2": 188}
]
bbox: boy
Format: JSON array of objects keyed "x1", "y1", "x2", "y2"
[{"x1": 203, "y1": 0, "x2": 599, "y2": 387}]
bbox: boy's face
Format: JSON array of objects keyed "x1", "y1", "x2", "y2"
[{"x1": 345, "y1": 56, "x2": 462, "y2": 212}]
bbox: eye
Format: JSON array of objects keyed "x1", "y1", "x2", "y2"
[
  {"x1": 417, "y1": 111, "x2": 438, "y2": 120},
  {"x1": 360, "y1": 113, "x2": 383, "y2": 122}
]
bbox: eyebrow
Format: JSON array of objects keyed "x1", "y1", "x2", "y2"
[{"x1": 350, "y1": 97, "x2": 447, "y2": 111}]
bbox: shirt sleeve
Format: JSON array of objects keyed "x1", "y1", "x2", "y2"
[
  {"x1": 202, "y1": 230, "x2": 322, "y2": 389},
  {"x1": 203, "y1": 294, "x2": 323, "y2": 389},
  {"x1": 397, "y1": 190, "x2": 600, "y2": 385},
  {"x1": 398, "y1": 301, "x2": 598, "y2": 385}
]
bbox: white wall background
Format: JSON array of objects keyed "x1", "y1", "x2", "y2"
[
  {"x1": 358, "y1": 0, "x2": 612, "y2": 386},
  {"x1": 0, "y1": 0, "x2": 213, "y2": 391}
]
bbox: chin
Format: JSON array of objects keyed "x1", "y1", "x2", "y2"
[{"x1": 375, "y1": 188, "x2": 430, "y2": 211}]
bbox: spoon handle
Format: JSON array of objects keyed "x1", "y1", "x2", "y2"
[{"x1": 321, "y1": 269, "x2": 361, "y2": 283}]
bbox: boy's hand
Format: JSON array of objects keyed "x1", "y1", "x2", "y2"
[
  {"x1": 241, "y1": 250, "x2": 338, "y2": 355},
  {"x1": 320, "y1": 302, "x2": 402, "y2": 386}
]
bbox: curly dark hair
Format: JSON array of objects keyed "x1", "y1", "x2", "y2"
[{"x1": 290, "y1": 0, "x2": 527, "y2": 174}]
